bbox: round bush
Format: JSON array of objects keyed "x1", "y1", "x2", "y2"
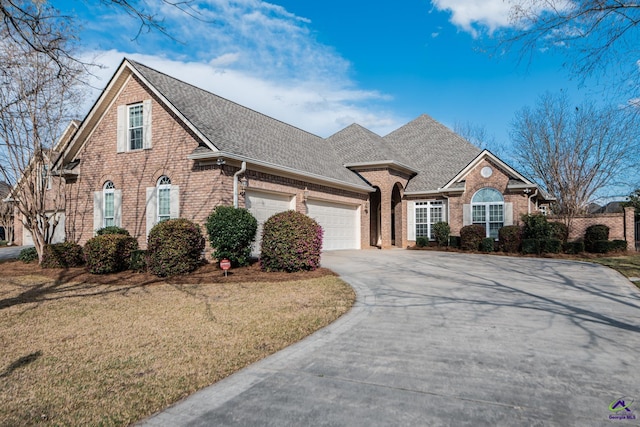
[
  {"x1": 584, "y1": 224, "x2": 610, "y2": 252},
  {"x1": 460, "y1": 225, "x2": 486, "y2": 251},
  {"x1": 18, "y1": 247, "x2": 38, "y2": 263},
  {"x1": 96, "y1": 226, "x2": 130, "y2": 236},
  {"x1": 415, "y1": 236, "x2": 429, "y2": 248},
  {"x1": 433, "y1": 222, "x2": 450, "y2": 247},
  {"x1": 206, "y1": 206, "x2": 258, "y2": 267},
  {"x1": 260, "y1": 210, "x2": 323, "y2": 272},
  {"x1": 480, "y1": 237, "x2": 495, "y2": 252},
  {"x1": 147, "y1": 219, "x2": 205, "y2": 277},
  {"x1": 498, "y1": 225, "x2": 522, "y2": 253},
  {"x1": 85, "y1": 234, "x2": 138, "y2": 274},
  {"x1": 41, "y1": 242, "x2": 85, "y2": 268},
  {"x1": 521, "y1": 214, "x2": 551, "y2": 239}
]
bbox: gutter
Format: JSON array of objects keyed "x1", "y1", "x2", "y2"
[
  {"x1": 188, "y1": 150, "x2": 374, "y2": 193},
  {"x1": 233, "y1": 161, "x2": 247, "y2": 208}
]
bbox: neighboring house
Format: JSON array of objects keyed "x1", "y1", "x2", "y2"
[
  {"x1": 9, "y1": 121, "x2": 79, "y2": 247},
  {"x1": 39, "y1": 58, "x2": 550, "y2": 251}
]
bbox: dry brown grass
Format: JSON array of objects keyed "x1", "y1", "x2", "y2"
[{"x1": 0, "y1": 261, "x2": 355, "y2": 426}]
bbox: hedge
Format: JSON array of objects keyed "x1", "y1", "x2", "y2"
[
  {"x1": 147, "y1": 219, "x2": 205, "y2": 277},
  {"x1": 584, "y1": 224, "x2": 609, "y2": 252},
  {"x1": 480, "y1": 237, "x2": 494, "y2": 252},
  {"x1": 96, "y1": 226, "x2": 130, "y2": 236},
  {"x1": 449, "y1": 236, "x2": 461, "y2": 248},
  {"x1": 522, "y1": 238, "x2": 541, "y2": 255},
  {"x1": 41, "y1": 242, "x2": 85, "y2": 268},
  {"x1": 460, "y1": 225, "x2": 485, "y2": 251},
  {"x1": 562, "y1": 241, "x2": 585, "y2": 254},
  {"x1": 206, "y1": 206, "x2": 258, "y2": 267},
  {"x1": 416, "y1": 237, "x2": 429, "y2": 248},
  {"x1": 18, "y1": 247, "x2": 38, "y2": 263},
  {"x1": 540, "y1": 238, "x2": 562, "y2": 254},
  {"x1": 432, "y1": 222, "x2": 450, "y2": 247},
  {"x1": 85, "y1": 234, "x2": 138, "y2": 274},
  {"x1": 260, "y1": 210, "x2": 323, "y2": 272},
  {"x1": 498, "y1": 225, "x2": 522, "y2": 253}
]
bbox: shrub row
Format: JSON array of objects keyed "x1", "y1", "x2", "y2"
[{"x1": 41, "y1": 242, "x2": 85, "y2": 268}]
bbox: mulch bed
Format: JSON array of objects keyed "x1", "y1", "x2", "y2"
[{"x1": 0, "y1": 259, "x2": 336, "y2": 286}]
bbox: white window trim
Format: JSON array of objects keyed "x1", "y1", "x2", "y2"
[
  {"x1": 128, "y1": 103, "x2": 144, "y2": 151},
  {"x1": 157, "y1": 176, "x2": 171, "y2": 223},
  {"x1": 471, "y1": 188, "x2": 504, "y2": 239},
  {"x1": 117, "y1": 99, "x2": 152, "y2": 153},
  {"x1": 414, "y1": 200, "x2": 445, "y2": 240},
  {"x1": 103, "y1": 181, "x2": 115, "y2": 228}
]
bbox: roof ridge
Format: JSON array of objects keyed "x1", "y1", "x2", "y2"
[{"x1": 126, "y1": 59, "x2": 324, "y2": 141}]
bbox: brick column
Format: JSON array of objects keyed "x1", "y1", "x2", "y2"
[
  {"x1": 624, "y1": 207, "x2": 635, "y2": 251},
  {"x1": 380, "y1": 189, "x2": 392, "y2": 249}
]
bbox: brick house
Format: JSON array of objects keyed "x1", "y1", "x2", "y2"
[{"x1": 31, "y1": 58, "x2": 551, "y2": 251}]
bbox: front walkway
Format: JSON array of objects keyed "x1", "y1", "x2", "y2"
[{"x1": 140, "y1": 250, "x2": 640, "y2": 426}]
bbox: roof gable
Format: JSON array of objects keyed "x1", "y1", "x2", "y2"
[
  {"x1": 441, "y1": 149, "x2": 535, "y2": 190},
  {"x1": 59, "y1": 59, "x2": 371, "y2": 191},
  {"x1": 383, "y1": 115, "x2": 481, "y2": 192}
]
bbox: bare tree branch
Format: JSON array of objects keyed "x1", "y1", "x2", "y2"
[{"x1": 509, "y1": 92, "x2": 640, "y2": 224}]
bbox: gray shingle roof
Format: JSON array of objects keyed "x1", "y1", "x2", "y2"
[
  {"x1": 383, "y1": 115, "x2": 481, "y2": 192},
  {"x1": 128, "y1": 60, "x2": 368, "y2": 189},
  {"x1": 327, "y1": 124, "x2": 413, "y2": 166}
]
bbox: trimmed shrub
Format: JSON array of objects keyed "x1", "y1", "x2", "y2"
[
  {"x1": 41, "y1": 242, "x2": 85, "y2": 268},
  {"x1": 540, "y1": 238, "x2": 562, "y2": 254},
  {"x1": 85, "y1": 234, "x2": 138, "y2": 274},
  {"x1": 498, "y1": 225, "x2": 522, "y2": 253},
  {"x1": 460, "y1": 225, "x2": 485, "y2": 251},
  {"x1": 548, "y1": 222, "x2": 569, "y2": 242},
  {"x1": 206, "y1": 206, "x2": 258, "y2": 267},
  {"x1": 563, "y1": 241, "x2": 585, "y2": 254},
  {"x1": 130, "y1": 250, "x2": 147, "y2": 272},
  {"x1": 522, "y1": 238, "x2": 541, "y2": 255},
  {"x1": 521, "y1": 214, "x2": 551, "y2": 239},
  {"x1": 433, "y1": 222, "x2": 450, "y2": 247},
  {"x1": 415, "y1": 237, "x2": 428, "y2": 248},
  {"x1": 0, "y1": 240, "x2": 7, "y2": 246},
  {"x1": 18, "y1": 247, "x2": 38, "y2": 263},
  {"x1": 449, "y1": 236, "x2": 461, "y2": 248},
  {"x1": 480, "y1": 237, "x2": 495, "y2": 252},
  {"x1": 260, "y1": 210, "x2": 323, "y2": 272},
  {"x1": 584, "y1": 224, "x2": 610, "y2": 252},
  {"x1": 96, "y1": 226, "x2": 130, "y2": 236},
  {"x1": 611, "y1": 240, "x2": 628, "y2": 252},
  {"x1": 148, "y1": 219, "x2": 205, "y2": 277}
]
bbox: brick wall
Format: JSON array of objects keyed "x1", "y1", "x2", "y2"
[
  {"x1": 64, "y1": 74, "x2": 369, "y2": 250},
  {"x1": 553, "y1": 207, "x2": 636, "y2": 250}
]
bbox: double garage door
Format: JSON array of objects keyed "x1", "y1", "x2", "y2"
[{"x1": 245, "y1": 190, "x2": 359, "y2": 253}]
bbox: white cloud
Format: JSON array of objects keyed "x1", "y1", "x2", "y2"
[
  {"x1": 430, "y1": 0, "x2": 512, "y2": 36},
  {"x1": 83, "y1": 50, "x2": 401, "y2": 137},
  {"x1": 74, "y1": 1, "x2": 406, "y2": 137}
]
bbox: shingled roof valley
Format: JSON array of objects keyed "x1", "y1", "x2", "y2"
[{"x1": 128, "y1": 60, "x2": 482, "y2": 194}]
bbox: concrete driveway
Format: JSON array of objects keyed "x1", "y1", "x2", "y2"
[
  {"x1": 141, "y1": 250, "x2": 640, "y2": 426},
  {"x1": 0, "y1": 245, "x2": 28, "y2": 261}
]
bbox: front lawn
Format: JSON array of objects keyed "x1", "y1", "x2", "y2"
[{"x1": 0, "y1": 261, "x2": 355, "y2": 426}]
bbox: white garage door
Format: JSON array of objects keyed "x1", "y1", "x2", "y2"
[
  {"x1": 22, "y1": 212, "x2": 65, "y2": 246},
  {"x1": 306, "y1": 200, "x2": 359, "y2": 251},
  {"x1": 245, "y1": 190, "x2": 294, "y2": 255}
]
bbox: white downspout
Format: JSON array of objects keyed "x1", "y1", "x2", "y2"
[
  {"x1": 528, "y1": 189, "x2": 538, "y2": 214},
  {"x1": 233, "y1": 161, "x2": 247, "y2": 208}
]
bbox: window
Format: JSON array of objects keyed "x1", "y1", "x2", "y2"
[
  {"x1": 157, "y1": 176, "x2": 171, "y2": 222},
  {"x1": 415, "y1": 201, "x2": 444, "y2": 239},
  {"x1": 128, "y1": 104, "x2": 144, "y2": 150},
  {"x1": 472, "y1": 188, "x2": 504, "y2": 239},
  {"x1": 103, "y1": 181, "x2": 115, "y2": 227}
]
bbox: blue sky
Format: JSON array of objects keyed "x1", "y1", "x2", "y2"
[{"x1": 56, "y1": 0, "x2": 610, "y2": 148}]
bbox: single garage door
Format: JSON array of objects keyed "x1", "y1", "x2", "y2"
[
  {"x1": 245, "y1": 190, "x2": 294, "y2": 255},
  {"x1": 306, "y1": 199, "x2": 359, "y2": 250}
]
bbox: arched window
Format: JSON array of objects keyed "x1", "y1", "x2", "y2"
[
  {"x1": 157, "y1": 176, "x2": 171, "y2": 222},
  {"x1": 472, "y1": 188, "x2": 504, "y2": 239},
  {"x1": 103, "y1": 181, "x2": 115, "y2": 227}
]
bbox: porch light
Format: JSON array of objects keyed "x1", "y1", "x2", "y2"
[
  {"x1": 303, "y1": 187, "x2": 310, "y2": 201},
  {"x1": 364, "y1": 200, "x2": 369, "y2": 212},
  {"x1": 216, "y1": 158, "x2": 226, "y2": 166}
]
